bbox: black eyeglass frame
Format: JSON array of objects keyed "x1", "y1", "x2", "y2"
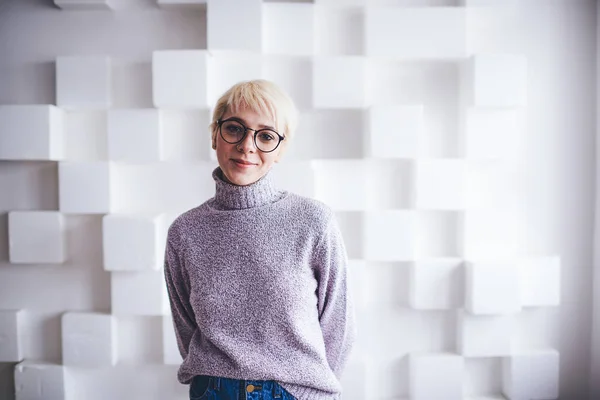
[{"x1": 217, "y1": 118, "x2": 285, "y2": 153}]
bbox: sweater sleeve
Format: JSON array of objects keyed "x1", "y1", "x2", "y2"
[
  {"x1": 313, "y1": 213, "x2": 357, "y2": 380},
  {"x1": 164, "y1": 238, "x2": 198, "y2": 360}
]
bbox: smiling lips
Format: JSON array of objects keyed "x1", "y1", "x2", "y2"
[{"x1": 232, "y1": 159, "x2": 256, "y2": 167}]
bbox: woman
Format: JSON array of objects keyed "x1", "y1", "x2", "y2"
[{"x1": 164, "y1": 79, "x2": 356, "y2": 400}]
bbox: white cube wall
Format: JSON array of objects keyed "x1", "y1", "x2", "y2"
[
  {"x1": 54, "y1": 0, "x2": 112, "y2": 9},
  {"x1": 367, "y1": 105, "x2": 423, "y2": 159},
  {"x1": 415, "y1": 159, "x2": 467, "y2": 210},
  {"x1": 152, "y1": 50, "x2": 210, "y2": 109},
  {"x1": 409, "y1": 353, "x2": 464, "y2": 399},
  {"x1": 366, "y1": 7, "x2": 466, "y2": 59},
  {"x1": 457, "y1": 310, "x2": 513, "y2": 357},
  {"x1": 340, "y1": 359, "x2": 367, "y2": 400},
  {"x1": 313, "y1": 56, "x2": 367, "y2": 108},
  {"x1": 56, "y1": 56, "x2": 111, "y2": 109},
  {"x1": 207, "y1": 51, "x2": 264, "y2": 106},
  {"x1": 364, "y1": 211, "x2": 416, "y2": 261},
  {"x1": 8, "y1": 211, "x2": 66, "y2": 264},
  {"x1": 163, "y1": 316, "x2": 183, "y2": 365},
  {"x1": 61, "y1": 312, "x2": 117, "y2": 367},
  {"x1": 502, "y1": 350, "x2": 559, "y2": 400},
  {"x1": 312, "y1": 160, "x2": 367, "y2": 211},
  {"x1": 466, "y1": 261, "x2": 521, "y2": 315},
  {"x1": 465, "y1": 160, "x2": 520, "y2": 210},
  {"x1": 518, "y1": 256, "x2": 561, "y2": 307},
  {"x1": 207, "y1": 0, "x2": 261, "y2": 51},
  {"x1": 0, "y1": 105, "x2": 64, "y2": 161},
  {"x1": 59, "y1": 162, "x2": 114, "y2": 214},
  {"x1": 463, "y1": 109, "x2": 520, "y2": 159},
  {"x1": 409, "y1": 258, "x2": 463, "y2": 310},
  {"x1": 460, "y1": 210, "x2": 519, "y2": 259},
  {"x1": 0, "y1": 310, "x2": 24, "y2": 362},
  {"x1": 263, "y1": 3, "x2": 314, "y2": 56},
  {"x1": 103, "y1": 214, "x2": 166, "y2": 271},
  {"x1": 107, "y1": 109, "x2": 164, "y2": 162},
  {"x1": 14, "y1": 361, "x2": 66, "y2": 400},
  {"x1": 111, "y1": 271, "x2": 169, "y2": 316},
  {"x1": 466, "y1": 54, "x2": 528, "y2": 108}
]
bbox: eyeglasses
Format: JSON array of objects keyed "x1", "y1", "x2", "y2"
[{"x1": 217, "y1": 118, "x2": 285, "y2": 153}]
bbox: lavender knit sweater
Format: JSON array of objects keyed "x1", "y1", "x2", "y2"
[{"x1": 163, "y1": 166, "x2": 357, "y2": 400}]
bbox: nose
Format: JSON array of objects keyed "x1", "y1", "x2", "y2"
[{"x1": 237, "y1": 129, "x2": 256, "y2": 153}]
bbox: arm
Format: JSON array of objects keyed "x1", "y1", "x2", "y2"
[
  {"x1": 313, "y1": 213, "x2": 357, "y2": 380},
  {"x1": 164, "y1": 238, "x2": 197, "y2": 360}
]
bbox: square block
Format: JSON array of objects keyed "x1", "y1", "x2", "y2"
[
  {"x1": 152, "y1": 50, "x2": 210, "y2": 109},
  {"x1": 409, "y1": 352, "x2": 464, "y2": 399},
  {"x1": 313, "y1": 56, "x2": 367, "y2": 108},
  {"x1": 466, "y1": 261, "x2": 521, "y2": 315},
  {"x1": 459, "y1": 210, "x2": 519, "y2": 259},
  {"x1": 269, "y1": 161, "x2": 315, "y2": 198},
  {"x1": 463, "y1": 108, "x2": 520, "y2": 159},
  {"x1": 0, "y1": 105, "x2": 64, "y2": 161},
  {"x1": 163, "y1": 316, "x2": 182, "y2": 365},
  {"x1": 207, "y1": 0, "x2": 262, "y2": 51},
  {"x1": 465, "y1": 160, "x2": 520, "y2": 210},
  {"x1": 347, "y1": 260, "x2": 367, "y2": 311},
  {"x1": 107, "y1": 109, "x2": 163, "y2": 162},
  {"x1": 14, "y1": 361, "x2": 66, "y2": 400},
  {"x1": 366, "y1": 7, "x2": 466, "y2": 59},
  {"x1": 364, "y1": 211, "x2": 416, "y2": 261},
  {"x1": 312, "y1": 160, "x2": 367, "y2": 211},
  {"x1": 340, "y1": 357, "x2": 367, "y2": 400},
  {"x1": 415, "y1": 159, "x2": 467, "y2": 210},
  {"x1": 263, "y1": 3, "x2": 314, "y2": 56},
  {"x1": 111, "y1": 271, "x2": 169, "y2": 316},
  {"x1": 8, "y1": 211, "x2": 66, "y2": 264},
  {"x1": 62, "y1": 312, "x2": 117, "y2": 367},
  {"x1": 207, "y1": 51, "x2": 264, "y2": 107},
  {"x1": 366, "y1": 105, "x2": 423, "y2": 159},
  {"x1": 518, "y1": 256, "x2": 560, "y2": 307},
  {"x1": 262, "y1": 56, "x2": 312, "y2": 111},
  {"x1": 59, "y1": 162, "x2": 114, "y2": 214},
  {"x1": 103, "y1": 214, "x2": 166, "y2": 271},
  {"x1": 0, "y1": 310, "x2": 24, "y2": 362},
  {"x1": 465, "y1": 54, "x2": 528, "y2": 107},
  {"x1": 54, "y1": 0, "x2": 111, "y2": 9},
  {"x1": 457, "y1": 310, "x2": 513, "y2": 357},
  {"x1": 409, "y1": 258, "x2": 463, "y2": 310},
  {"x1": 157, "y1": 0, "x2": 206, "y2": 8},
  {"x1": 315, "y1": 6, "x2": 365, "y2": 56},
  {"x1": 502, "y1": 350, "x2": 559, "y2": 400},
  {"x1": 56, "y1": 56, "x2": 111, "y2": 110}
]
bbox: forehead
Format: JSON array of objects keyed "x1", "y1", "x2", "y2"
[{"x1": 223, "y1": 103, "x2": 277, "y2": 129}]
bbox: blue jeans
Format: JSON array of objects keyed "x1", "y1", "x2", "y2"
[{"x1": 189, "y1": 375, "x2": 297, "y2": 400}]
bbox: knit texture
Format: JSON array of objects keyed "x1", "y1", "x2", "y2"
[{"x1": 164, "y1": 166, "x2": 357, "y2": 400}]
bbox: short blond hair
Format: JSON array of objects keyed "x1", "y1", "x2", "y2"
[{"x1": 210, "y1": 80, "x2": 298, "y2": 150}]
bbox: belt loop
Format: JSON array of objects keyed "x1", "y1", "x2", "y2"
[
  {"x1": 273, "y1": 382, "x2": 282, "y2": 398},
  {"x1": 213, "y1": 377, "x2": 220, "y2": 390}
]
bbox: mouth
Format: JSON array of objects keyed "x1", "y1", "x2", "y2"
[{"x1": 232, "y1": 159, "x2": 257, "y2": 167}]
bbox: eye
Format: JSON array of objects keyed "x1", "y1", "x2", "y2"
[
  {"x1": 226, "y1": 124, "x2": 243, "y2": 134},
  {"x1": 258, "y1": 131, "x2": 276, "y2": 141}
]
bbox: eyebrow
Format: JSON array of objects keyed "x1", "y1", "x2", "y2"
[{"x1": 227, "y1": 116, "x2": 277, "y2": 131}]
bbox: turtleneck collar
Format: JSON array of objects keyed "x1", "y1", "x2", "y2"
[{"x1": 211, "y1": 166, "x2": 281, "y2": 210}]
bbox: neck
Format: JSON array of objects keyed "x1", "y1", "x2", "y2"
[{"x1": 212, "y1": 167, "x2": 280, "y2": 210}]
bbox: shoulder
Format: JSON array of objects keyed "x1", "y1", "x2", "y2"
[
  {"x1": 283, "y1": 192, "x2": 336, "y2": 233},
  {"x1": 166, "y1": 201, "x2": 211, "y2": 245}
]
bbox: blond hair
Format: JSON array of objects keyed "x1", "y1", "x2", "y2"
[{"x1": 210, "y1": 80, "x2": 298, "y2": 150}]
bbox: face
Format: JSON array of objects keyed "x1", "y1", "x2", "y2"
[{"x1": 214, "y1": 105, "x2": 284, "y2": 186}]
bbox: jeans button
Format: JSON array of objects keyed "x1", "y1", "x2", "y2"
[{"x1": 247, "y1": 384, "x2": 255, "y2": 393}]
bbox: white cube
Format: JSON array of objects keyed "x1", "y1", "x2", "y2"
[
  {"x1": 518, "y1": 256, "x2": 560, "y2": 307},
  {"x1": 367, "y1": 105, "x2": 423, "y2": 159},
  {"x1": 409, "y1": 258, "x2": 463, "y2": 310},
  {"x1": 263, "y1": 3, "x2": 314, "y2": 56},
  {"x1": 0, "y1": 105, "x2": 64, "y2": 161},
  {"x1": 364, "y1": 211, "x2": 416, "y2": 261},
  {"x1": 152, "y1": 50, "x2": 210, "y2": 109},
  {"x1": 409, "y1": 352, "x2": 464, "y2": 399},
  {"x1": 313, "y1": 56, "x2": 367, "y2": 108},
  {"x1": 340, "y1": 357, "x2": 367, "y2": 400},
  {"x1": 459, "y1": 210, "x2": 519, "y2": 259},
  {"x1": 206, "y1": 51, "x2": 264, "y2": 107},
  {"x1": 347, "y1": 260, "x2": 368, "y2": 311},
  {"x1": 157, "y1": 0, "x2": 206, "y2": 8},
  {"x1": 262, "y1": 56, "x2": 312, "y2": 111},
  {"x1": 270, "y1": 161, "x2": 316, "y2": 198},
  {"x1": 14, "y1": 361, "x2": 66, "y2": 400},
  {"x1": 415, "y1": 159, "x2": 467, "y2": 210},
  {"x1": 54, "y1": 0, "x2": 112, "y2": 9},
  {"x1": 502, "y1": 350, "x2": 559, "y2": 400},
  {"x1": 56, "y1": 56, "x2": 111, "y2": 109},
  {"x1": 8, "y1": 212, "x2": 66, "y2": 264},
  {"x1": 366, "y1": 7, "x2": 466, "y2": 59},
  {"x1": 107, "y1": 109, "x2": 163, "y2": 162},
  {"x1": 466, "y1": 261, "x2": 521, "y2": 315},
  {"x1": 61, "y1": 312, "x2": 117, "y2": 367},
  {"x1": 163, "y1": 316, "x2": 183, "y2": 365},
  {"x1": 466, "y1": 54, "x2": 528, "y2": 107},
  {"x1": 207, "y1": 0, "x2": 261, "y2": 51},
  {"x1": 312, "y1": 160, "x2": 367, "y2": 211},
  {"x1": 111, "y1": 271, "x2": 170, "y2": 316},
  {"x1": 103, "y1": 214, "x2": 166, "y2": 271},
  {"x1": 0, "y1": 310, "x2": 24, "y2": 362},
  {"x1": 457, "y1": 310, "x2": 513, "y2": 357},
  {"x1": 59, "y1": 162, "x2": 114, "y2": 214},
  {"x1": 463, "y1": 108, "x2": 520, "y2": 159},
  {"x1": 465, "y1": 160, "x2": 520, "y2": 210},
  {"x1": 314, "y1": 6, "x2": 365, "y2": 56}
]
